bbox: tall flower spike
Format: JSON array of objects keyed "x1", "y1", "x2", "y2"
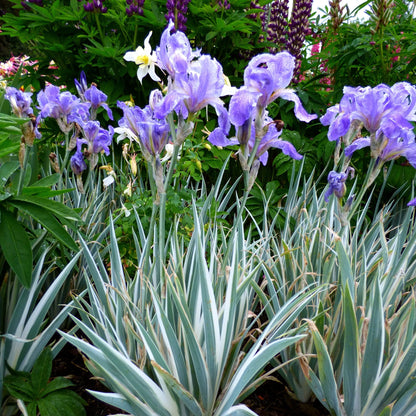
[
  {"x1": 266, "y1": 0, "x2": 289, "y2": 53},
  {"x1": 165, "y1": 0, "x2": 191, "y2": 32},
  {"x1": 83, "y1": 0, "x2": 107, "y2": 12},
  {"x1": 126, "y1": 0, "x2": 144, "y2": 16},
  {"x1": 285, "y1": 0, "x2": 313, "y2": 81}
]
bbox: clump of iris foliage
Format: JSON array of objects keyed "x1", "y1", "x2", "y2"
[{"x1": 1, "y1": 1, "x2": 416, "y2": 416}]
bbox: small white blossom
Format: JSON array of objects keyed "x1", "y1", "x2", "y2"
[{"x1": 123, "y1": 32, "x2": 161, "y2": 83}]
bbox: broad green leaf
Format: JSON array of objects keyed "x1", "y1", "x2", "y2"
[
  {"x1": 4, "y1": 375, "x2": 33, "y2": 402},
  {"x1": 0, "y1": 208, "x2": 32, "y2": 287},
  {"x1": 21, "y1": 187, "x2": 69, "y2": 198},
  {"x1": 30, "y1": 348, "x2": 52, "y2": 398},
  {"x1": 12, "y1": 194, "x2": 81, "y2": 222},
  {"x1": 41, "y1": 377, "x2": 74, "y2": 396},
  {"x1": 37, "y1": 390, "x2": 86, "y2": 416},
  {"x1": 29, "y1": 173, "x2": 60, "y2": 188},
  {"x1": 0, "y1": 160, "x2": 20, "y2": 186},
  {"x1": 8, "y1": 200, "x2": 79, "y2": 251}
]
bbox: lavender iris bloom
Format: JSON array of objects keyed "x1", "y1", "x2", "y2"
[
  {"x1": 37, "y1": 85, "x2": 90, "y2": 133},
  {"x1": 156, "y1": 20, "x2": 200, "y2": 80},
  {"x1": 325, "y1": 169, "x2": 353, "y2": 202},
  {"x1": 242, "y1": 52, "x2": 317, "y2": 122},
  {"x1": 74, "y1": 71, "x2": 88, "y2": 100},
  {"x1": 70, "y1": 140, "x2": 87, "y2": 175},
  {"x1": 5, "y1": 87, "x2": 33, "y2": 118},
  {"x1": 81, "y1": 120, "x2": 113, "y2": 156},
  {"x1": 84, "y1": 85, "x2": 113, "y2": 120},
  {"x1": 155, "y1": 54, "x2": 228, "y2": 122},
  {"x1": 209, "y1": 51, "x2": 316, "y2": 150},
  {"x1": 116, "y1": 99, "x2": 170, "y2": 160},
  {"x1": 75, "y1": 71, "x2": 113, "y2": 120},
  {"x1": 321, "y1": 83, "x2": 416, "y2": 143},
  {"x1": 209, "y1": 109, "x2": 302, "y2": 165}
]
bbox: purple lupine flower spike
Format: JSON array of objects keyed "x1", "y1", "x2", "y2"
[
  {"x1": 285, "y1": 0, "x2": 313, "y2": 81},
  {"x1": 165, "y1": 0, "x2": 191, "y2": 32},
  {"x1": 266, "y1": 0, "x2": 289, "y2": 53},
  {"x1": 126, "y1": 0, "x2": 144, "y2": 16},
  {"x1": 84, "y1": 0, "x2": 107, "y2": 13}
]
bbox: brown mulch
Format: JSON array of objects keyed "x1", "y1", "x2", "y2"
[{"x1": 52, "y1": 343, "x2": 329, "y2": 416}]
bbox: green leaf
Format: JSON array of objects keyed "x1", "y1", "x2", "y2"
[
  {"x1": 21, "y1": 187, "x2": 70, "y2": 198},
  {"x1": 41, "y1": 377, "x2": 74, "y2": 396},
  {"x1": 307, "y1": 320, "x2": 343, "y2": 416},
  {"x1": 0, "y1": 208, "x2": 32, "y2": 287},
  {"x1": 12, "y1": 195, "x2": 81, "y2": 222},
  {"x1": 361, "y1": 279, "x2": 384, "y2": 404},
  {"x1": 8, "y1": 200, "x2": 79, "y2": 251},
  {"x1": 343, "y1": 284, "x2": 360, "y2": 415},
  {"x1": 4, "y1": 374, "x2": 34, "y2": 402},
  {"x1": 0, "y1": 160, "x2": 20, "y2": 187},
  {"x1": 31, "y1": 348, "x2": 53, "y2": 398},
  {"x1": 29, "y1": 173, "x2": 60, "y2": 188},
  {"x1": 336, "y1": 239, "x2": 354, "y2": 293},
  {"x1": 37, "y1": 390, "x2": 86, "y2": 416}
]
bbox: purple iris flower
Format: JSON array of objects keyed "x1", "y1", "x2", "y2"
[
  {"x1": 74, "y1": 71, "x2": 88, "y2": 100},
  {"x1": 324, "y1": 168, "x2": 354, "y2": 202},
  {"x1": 156, "y1": 20, "x2": 200, "y2": 80},
  {"x1": 345, "y1": 134, "x2": 416, "y2": 167},
  {"x1": 5, "y1": 87, "x2": 33, "y2": 118},
  {"x1": 242, "y1": 52, "x2": 317, "y2": 122},
  {"x1": 81, "y1": 120, "x2": 113, "y2": 155},
  {"x1": 208, "y1": 51, "x2": 315, "y2": 159},
  {"x1": 209, "y1": 110, "x2": 302, "y2": 165},
  {"x1": 155, "y1": 54, "x2": 228, "y2": 122},
  {"x1": 70, "y1": 140, "x2": 87, "y2": 175},
  {"x1": 84, "y1": 85, "x2": 113, "y2": 120},
  {"x1": 116, "y1": 98, "x2": 170, "y2": 160},
  {"x1": 75, "y1": 71, "x2": 113, "y2": 120},
  {"x1": 37, "y1": 84, "x2": 90, "y2": 133},
  {"x1": 321, "y1": 83, "x2": 416, "y2": 143}
]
